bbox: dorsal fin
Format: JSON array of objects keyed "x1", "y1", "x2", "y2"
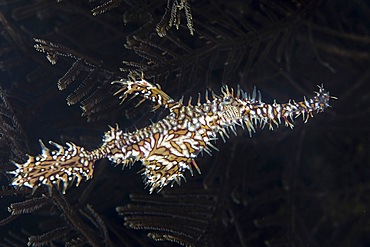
[{"x1": 112, "y1": 77, "x2": 179, "y2": 110}]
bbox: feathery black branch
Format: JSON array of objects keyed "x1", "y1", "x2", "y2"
[
  {"x1": 33, "y1": 38, "x2": 123, "y2": 121},
  {"x1": 8, "y1": 197, "x2": 51, "y2": 215},
  {"x1": 28, "y1": 226, "x2": 72, "y2": 247},
  {"x1": 117, "y1": 185, "x2": 216, "y2": 246}
]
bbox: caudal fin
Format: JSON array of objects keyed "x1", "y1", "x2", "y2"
[{"x1": 9, "y1": 140, "x2": 95, "y2": 194}]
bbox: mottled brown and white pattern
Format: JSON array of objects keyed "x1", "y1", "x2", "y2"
[{"x1": 9, "y1": 77, "x2": 335, "y2": 194}]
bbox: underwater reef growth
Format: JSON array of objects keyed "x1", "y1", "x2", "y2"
[{"x1": 0, "y1": 0, "x2": 369, "y2": 246}]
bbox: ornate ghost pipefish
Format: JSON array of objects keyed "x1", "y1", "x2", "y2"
[{"x1": 9, "y1": 76, "x2": 336, "y2": 194}]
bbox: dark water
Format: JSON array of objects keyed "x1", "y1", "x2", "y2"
[{"x1": 0, "y1": 0, "x2": 369, "y2": 246}]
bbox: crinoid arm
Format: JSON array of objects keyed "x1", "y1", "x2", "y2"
[{"x1": 9, "y1": 140, "x2": 96, "y2": 194}]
